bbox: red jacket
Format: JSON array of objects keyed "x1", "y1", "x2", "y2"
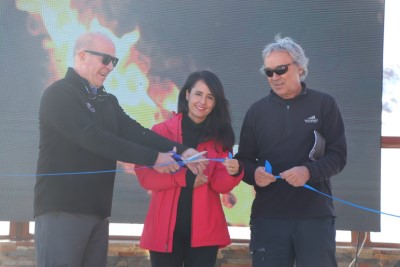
[{"x1": 136, "y1": 113, "x2": 243, "y2": 252}]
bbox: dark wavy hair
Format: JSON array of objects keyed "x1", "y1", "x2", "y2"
[{"x1": 177, "y1": 70, "x2": 235, "y2": 151}]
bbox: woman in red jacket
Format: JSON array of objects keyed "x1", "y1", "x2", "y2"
[{"x1": 135, "y1": 70, "x2": 244, "y2": 267}]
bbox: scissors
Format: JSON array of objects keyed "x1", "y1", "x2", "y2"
[
  {"x1": 170, "y1": 151, "x2": 208, "y2": 166},
  {"x1": 181, "y1": 151, "x2": 233, "y2": 163}
]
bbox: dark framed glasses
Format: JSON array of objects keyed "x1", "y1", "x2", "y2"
[
  {"x1": 263, "y1": 62, "x2": 293, "y2": 77},
  {"x1": 85, "y1": 50, "x2": 119, "y2": 67}
]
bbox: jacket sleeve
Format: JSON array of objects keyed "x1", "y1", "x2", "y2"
[
  {"x1": 40, "y1": 85, "x2": 184, "y2": 166},
  {"x1": 135, "y1": 122, "x2": 187, "y2": 191},
  {"x1": 234, "y1": 109, "x2": 259, "y2": 186},
  {"x1": 136, "y1": 167, "x2": 187, "y2": 191},
  {"x1": 204, "y1": 146, "x2": 244, "y2": 194},
  {"x1": 114, "y1": 97, "x2": 187, "y2": 155},
  {"x1": 303, "y1": 96, "x2": 347, "y2": 183}
]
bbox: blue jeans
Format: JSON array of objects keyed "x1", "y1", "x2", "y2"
[
  {"x1": 35, "y1": 212, "x2": 109, "y2": 267},
  {"x1": 249, "y1": 217, "x2": 337, "y2": 267}
]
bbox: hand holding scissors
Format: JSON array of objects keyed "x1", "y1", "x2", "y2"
[
  {"x1": 171, "y1": 149, "x2": 208, "y2": 174},
  {"x1": 153, "y1": 148, "x2": 181, "y2": 174}
]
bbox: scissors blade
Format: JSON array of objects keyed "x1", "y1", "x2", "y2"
[
  {"x1": 183, "y1": 151, "x2": 207, "y2": 163},
  {"x1": 186, "y1": 158, "x2": 211, "y2": 163},
  {"x1": 187, "y1": 157, "x2": 228, "y2": 163}
]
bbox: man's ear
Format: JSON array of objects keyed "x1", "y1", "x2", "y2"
[{"x1": 78, "y1": 50, "x2": 86, "y2": 63}]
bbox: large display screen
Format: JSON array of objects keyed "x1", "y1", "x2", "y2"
[{"x1": 0, "y1": 0, "x2": 383, "y2": 231}]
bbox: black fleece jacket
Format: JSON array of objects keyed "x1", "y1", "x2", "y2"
[
  {"x1": 34, "y1": 68, "x2": 186, "y2": 218},
  {"x1": 235, "y1": 83, "x2": 347, "y2": 219}
]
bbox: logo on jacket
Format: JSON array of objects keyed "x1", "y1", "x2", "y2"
[
  {"x1": 86, "y1": 102, "x2": 95, "y2": 112},
  {"x1": 304, "y1": 115, "x2": 318, "y2": 123}
]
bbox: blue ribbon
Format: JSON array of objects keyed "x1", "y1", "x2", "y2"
[
  {"x1": 3, "y1": 152, "x2": 233, "y2": 178},
  {"x1": 7, "y1": 156, "x2": 396, "y2": 220},
  {"x1": 265, "y1": 160, "x2": 400, "y2": 219}
]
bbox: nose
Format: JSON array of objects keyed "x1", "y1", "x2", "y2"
[
  {"x1": 271, "y1": 72, "x2": 280, "y2": 79},
  {"x1": 105, "y1": 61, "x2": 114, "y2": 70}
]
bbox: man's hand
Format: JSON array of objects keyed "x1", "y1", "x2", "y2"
[
  {"x1": 153, "y1": 151, "x2": 180, "y2": 174},
  {"x1": 181, "y1": 148, "x2": 208, "y2": 175},
  {"x1": 280, "y1": 166, "x2": 310, "y2": 187},
  {"x1": 193, "y1": 173, "x2": 208, "y2": 188},
  {"x1": 254, "y1": 166, "x2": 276, "y2": 187}
]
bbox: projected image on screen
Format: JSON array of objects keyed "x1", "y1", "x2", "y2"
[{"x1": 0, "y1": 0, "x2": 384, "y2": 231}]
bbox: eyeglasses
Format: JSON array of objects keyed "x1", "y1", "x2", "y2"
[
  {"x1": 85, "y1": 50, "x2": 119, "y2": 67},
  {"x1": 262, "y1": 62, "x2": 293, "y2": 77}
]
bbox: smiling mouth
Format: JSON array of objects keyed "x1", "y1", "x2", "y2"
[
  {"x1": 272, "y1": 82, "x2": 285, "y2": 88},
  {"x1": 195, "y1": 105, "x2": 206, "y2": 111}
]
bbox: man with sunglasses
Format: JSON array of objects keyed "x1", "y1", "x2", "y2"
[
  {"x1": 235, "y1": 36, "x2": 347, "y2": 267},
  {"x1": 34, "y1": 31, "x2": 206, "y2": 267}
]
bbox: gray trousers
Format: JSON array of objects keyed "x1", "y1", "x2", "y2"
[{"x1": 35, "y1": 212, "x2": 109, "y2": 267}]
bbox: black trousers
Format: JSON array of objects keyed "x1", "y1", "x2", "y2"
[
  {"x1": 150, "y1": 230, "x2": 218, "y2": 267},
  {"x1": 250, "y1": 217, "x2": 338, "y2": 267}
]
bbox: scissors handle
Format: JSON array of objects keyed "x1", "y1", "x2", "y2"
[
  {"x1": 169, "y1": 151, "x2": 185, "y2": 167},
  {"x1": 169, "y1": 151, "x2": 208, "y2": 167}
]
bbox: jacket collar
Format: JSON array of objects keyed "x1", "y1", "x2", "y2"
[
  {"x1": 270, "y1": 82, "x2": 307, "y2": 104},
  {"x1": 65, "y1": 67, "x2": 106, "y2": 95}
]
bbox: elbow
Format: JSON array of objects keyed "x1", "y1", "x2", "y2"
[{"x1": 137, "y1": 179, "x2": 151, "y2": 190}]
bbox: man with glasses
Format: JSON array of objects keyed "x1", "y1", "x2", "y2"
[
  {"x1": 235, "y1": 35, "x2": 347, "y2": 267},
  {"x1": 34, "y1": 31, "x2": 206, "y2": 267}
]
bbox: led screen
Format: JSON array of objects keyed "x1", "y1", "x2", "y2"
[{"x1": 0, "y1": 0, "x2": 383, "y2": 231}]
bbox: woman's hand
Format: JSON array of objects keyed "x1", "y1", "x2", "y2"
[
  {"x1": 193, "y1": 173, "x2": 208, "y2": 188},
  {"x1": 222, "y1": 158, "x2": 240, "y2": 176}
]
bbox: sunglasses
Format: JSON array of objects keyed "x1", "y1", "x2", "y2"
[
  {"x1": 85, "y1": 50, "x2": 119, "y2": 67},
  {"x1": 263, "y1": 62, "x2": 293, "y2": 77}
]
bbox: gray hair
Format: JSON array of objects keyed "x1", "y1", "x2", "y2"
[{"x1": 261, "y1": 35, "x2": 309, "y2": 81}]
